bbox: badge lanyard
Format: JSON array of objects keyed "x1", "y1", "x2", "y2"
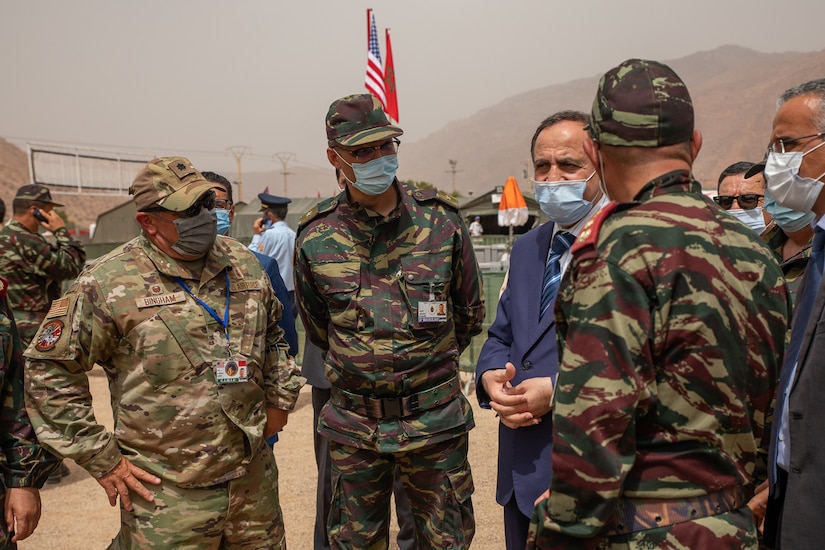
[{"x1": 174, "y1": 271, "x2": 232, "y2": 356}]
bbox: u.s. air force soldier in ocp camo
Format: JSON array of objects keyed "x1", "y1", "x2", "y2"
[
  {"x1": 526, "y1": 59, "x2": 790, "y2": 549},
  {"x1": 295, "y1": 94, "x2": 485, "y2": 548},
  {"x1": 24, "y1": 157, "x2": 304, "y2": 549}
]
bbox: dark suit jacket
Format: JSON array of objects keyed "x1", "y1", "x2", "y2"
[
  {"x1": 475, "y1": 222, "x2": 558, "y2": 519},
  {"x1": 765, "y1": 262, "x2": 825, "y2": 548}
]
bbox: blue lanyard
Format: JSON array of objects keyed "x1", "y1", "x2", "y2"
[{"x1": 174, "y1": 271, "x2": 231, "y2": 345}]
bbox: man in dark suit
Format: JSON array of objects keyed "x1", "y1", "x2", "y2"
[
  {"x1": 475, "y1": 110, "x2": 608, "y2": 550},
  {"x1": 752, "y1": 78, "x2": 825, "y2": 549}
]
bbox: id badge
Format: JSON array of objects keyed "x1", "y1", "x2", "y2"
[
  {"x1": 215, "y1": 358, "x2": 249, "y2": 384},
  {"x1": 418, "y1": 301, "x2": 448, "y2": 323}
]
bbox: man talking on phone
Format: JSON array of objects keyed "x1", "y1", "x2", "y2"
[
  {"x1": 0, "y1": 184, "x2": 85, "y2": 484},
  {"x1": 0, "y1": 185, "x2": 86, "y2": 349}
]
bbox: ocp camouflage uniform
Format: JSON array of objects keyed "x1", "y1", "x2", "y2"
[
  {"x1": 295, "y1": 180, "x2": 485, "y2": 549},
  {"x1": 0, "y1": 277, "x2": 59, "y2": 549},
  {"x1": 527, "y1": 172, "x2": 790, "y2": 549},
  {"x1": 24, "y1": 234, "x2": 304, "y2": 549},
  {"x1": 0, "y1": 219, "x2": 86, "y2": 347}
]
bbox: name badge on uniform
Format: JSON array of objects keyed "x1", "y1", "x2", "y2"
[
  {"x1": 418, "y1": 301, "x2": 447, "y2": 323},
  {"x1": 136, "y1": 291, "x2": 186, "y2": 309},
  {"x1": 215, "y1": 358, "x2": 248, "y2": 384}
]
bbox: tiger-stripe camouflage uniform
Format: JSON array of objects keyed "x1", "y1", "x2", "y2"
[
  {"x1": 0, "y1": 277, "x2": 59, "y2": 548},
  {"x1": 24, "y1": 157, "x2": 304, "y2": 549},
  {"x1": 527, "y1": 60, "x2": 790, "y2": 549},
  {"x1": 0, "y1": 185, "x2": 85, "y2": 347},
  {"x1": 295, "y1": 94, "x2": 485, "y2": 549}
]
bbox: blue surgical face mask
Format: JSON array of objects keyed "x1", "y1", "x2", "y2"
[
  {"x1": 728, "y1": 207, "x2": 766, "y2": 234},
  {"x1": 335, "y1": 150, "x2": 398, "y2": 196},
  {"x1": 216, "y1": 209, "x2": 232, "y2": 235},
  {"x1": 532, "y1": 171, "x2": 596, "y2": 226},
  {"x1": 764, "y1": 189, "x2": 815, "y2": 233}
]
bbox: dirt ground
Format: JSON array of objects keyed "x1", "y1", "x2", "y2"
[{"x1": 22, "y1": 369, "x2": 506, "y2": 549}]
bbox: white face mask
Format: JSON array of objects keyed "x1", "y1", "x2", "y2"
[
  {"x1": 728, "y1": 207, "x2": 766, "y2": 234},
  {"x1": 533, "y1": 171, "x2": 596, "y2": 226},
  {"x1": 764, "y1": 138, "x2": 825, "y2": 212}
]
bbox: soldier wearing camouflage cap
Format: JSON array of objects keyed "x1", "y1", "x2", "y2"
[
  {"x1": 527, "y1": 60, "x2": 790, "y2": 548},
  {"x1": 0, "y1": 183, "x2": 85, "y2": 349},
  {"x1": 294, "y1": 94, "x2": 485, "y2": 548},
  {"x1": 24, "y1": 156, "x2": 304, "y2": 548}
]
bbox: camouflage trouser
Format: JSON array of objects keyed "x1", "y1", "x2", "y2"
[
  {"x1": 328, "y1": 434, "x2": 474, "y2": 550},
  {"x1": 527, "y1": 499, "x2": 758, "y2": 549},
  {"x1": 107, "y1": 446, "x2": 286, "y2": 549}
]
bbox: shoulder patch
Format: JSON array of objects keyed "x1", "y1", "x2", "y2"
[
  {"x1": 571, "y1": 201, "x2": 619, "y2": 255},
  {"x1": 35, "y1": 320, "x2": 65, "y2": 352},
  {"x1": 298, "y1": 197, "x2": 339, "y2": 230},
  {"x1": 411, "y1": 187, "x2": 459, "y2": 210}
]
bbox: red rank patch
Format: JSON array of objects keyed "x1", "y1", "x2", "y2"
[{"x1": 35, "y1": 320, "x2": 64, "y2": 352}]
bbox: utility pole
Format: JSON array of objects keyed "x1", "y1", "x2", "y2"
[
  {"x1": 273, "y1": 152, "x2": 296, "y2": 196},
  {"x1": 226, "y1": 146, "x2": 250, "y2": 202},
  {"x1": 446, "y1": 159, "x2": 461, "y2": 194}
]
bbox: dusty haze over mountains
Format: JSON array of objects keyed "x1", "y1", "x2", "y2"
[{"x1": 2, "y1": 46, "x2": 824, "y2": 233}]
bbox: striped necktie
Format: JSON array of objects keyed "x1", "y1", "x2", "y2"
[{"x1": 540, "y1": 231, "x2": 575, "y2": 320}]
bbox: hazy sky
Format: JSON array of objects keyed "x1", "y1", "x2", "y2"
[{"x1": 2, "y1": 0, "x2": 824, "y2": 180}]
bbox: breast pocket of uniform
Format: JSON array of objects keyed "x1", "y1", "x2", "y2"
[
  {"x1": 399, "y1": 254, "x2": 453, "y2": 330},
  {"x1": 129, "y1": 307, "x2": 207, "y2": 390},
  {"x1": 313, "y1": 260, "x2": 364, "y2": 331}
]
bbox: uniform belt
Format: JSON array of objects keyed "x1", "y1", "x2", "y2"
[
  {"x1": 607, "y1": 486, "x2": 745, "y2": 535},
  {"x1": 330, "y1": 376, "x2": 460, "y2": 419}
]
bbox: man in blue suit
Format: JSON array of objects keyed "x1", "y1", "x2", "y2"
[
  {"x1": 743, "y1": 78, "x2": 825, "y2": 549},
  {"x1": 475, "y1": 110, "x2": 608, "y2": 550}
]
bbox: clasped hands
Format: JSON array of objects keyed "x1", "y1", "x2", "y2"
[{"x1": 481, "y1": 362, "x2": 554, "y2": 430}]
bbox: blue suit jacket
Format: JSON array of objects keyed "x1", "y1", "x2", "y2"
[
  {"x1": 765, "y1": 258, "x2": 825, "y2": 548},
  {"x1": 475, "y1": 222, "x2": 558, "y2": 519}
]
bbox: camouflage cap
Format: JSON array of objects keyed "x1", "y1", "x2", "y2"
[
  {"x1": 326, "y1": 94, "x2": 403, "y2": 147},
  {"x1": 588, "y1": 59, "x2": 694, "y2": 147},
  {"x1": 15, "y1": 184, "x2": 64, "y2": 206},
  {"x1": 129, "y1": 156, "x2": 215, "y2": 212}
]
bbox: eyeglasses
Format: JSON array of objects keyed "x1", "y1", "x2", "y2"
[
  {"x1": 214, "y1": 198, "x2": 232, "y2": 209},
  {"x1": 768, "y1": 132, "x2": 825, "y2": 154},
  {"x1": 143, "y1": 191, "x2": 216, "y2": 218},
  {"x1": 713, "y1": 194, "x2": 764, "y2": 210},
  {"x1": 336, "y1": 139, "x2": 400, "y2": 163}
]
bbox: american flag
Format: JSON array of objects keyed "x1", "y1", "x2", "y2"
[{"x1": 364, "y1": 10, "x2": 387, "y2": 109}]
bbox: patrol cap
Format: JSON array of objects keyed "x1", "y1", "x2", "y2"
[
  {"x1": 588, "y1": 59, "x2": 694, "y2": 147},
  {"x1": 15, "y1": 184, "x2": 64, "y2": 207},
  {"x1": 129, "y1": 156, "x2": 215, "y2": 212},
  {"x1": 258, "y1": 193, "x2": 291, "y2": 210},
  {"x1": 326, "y1": 94, "x2": 403, "y2": 147}
]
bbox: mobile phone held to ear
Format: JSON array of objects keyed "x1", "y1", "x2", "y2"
[{"x1": 32, "y1": 208, "x2": 47, "y2": 223}]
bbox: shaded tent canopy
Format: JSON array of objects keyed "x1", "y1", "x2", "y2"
[{"x1": 458, "y1": 186, "x2": 543, "y2": 237}]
